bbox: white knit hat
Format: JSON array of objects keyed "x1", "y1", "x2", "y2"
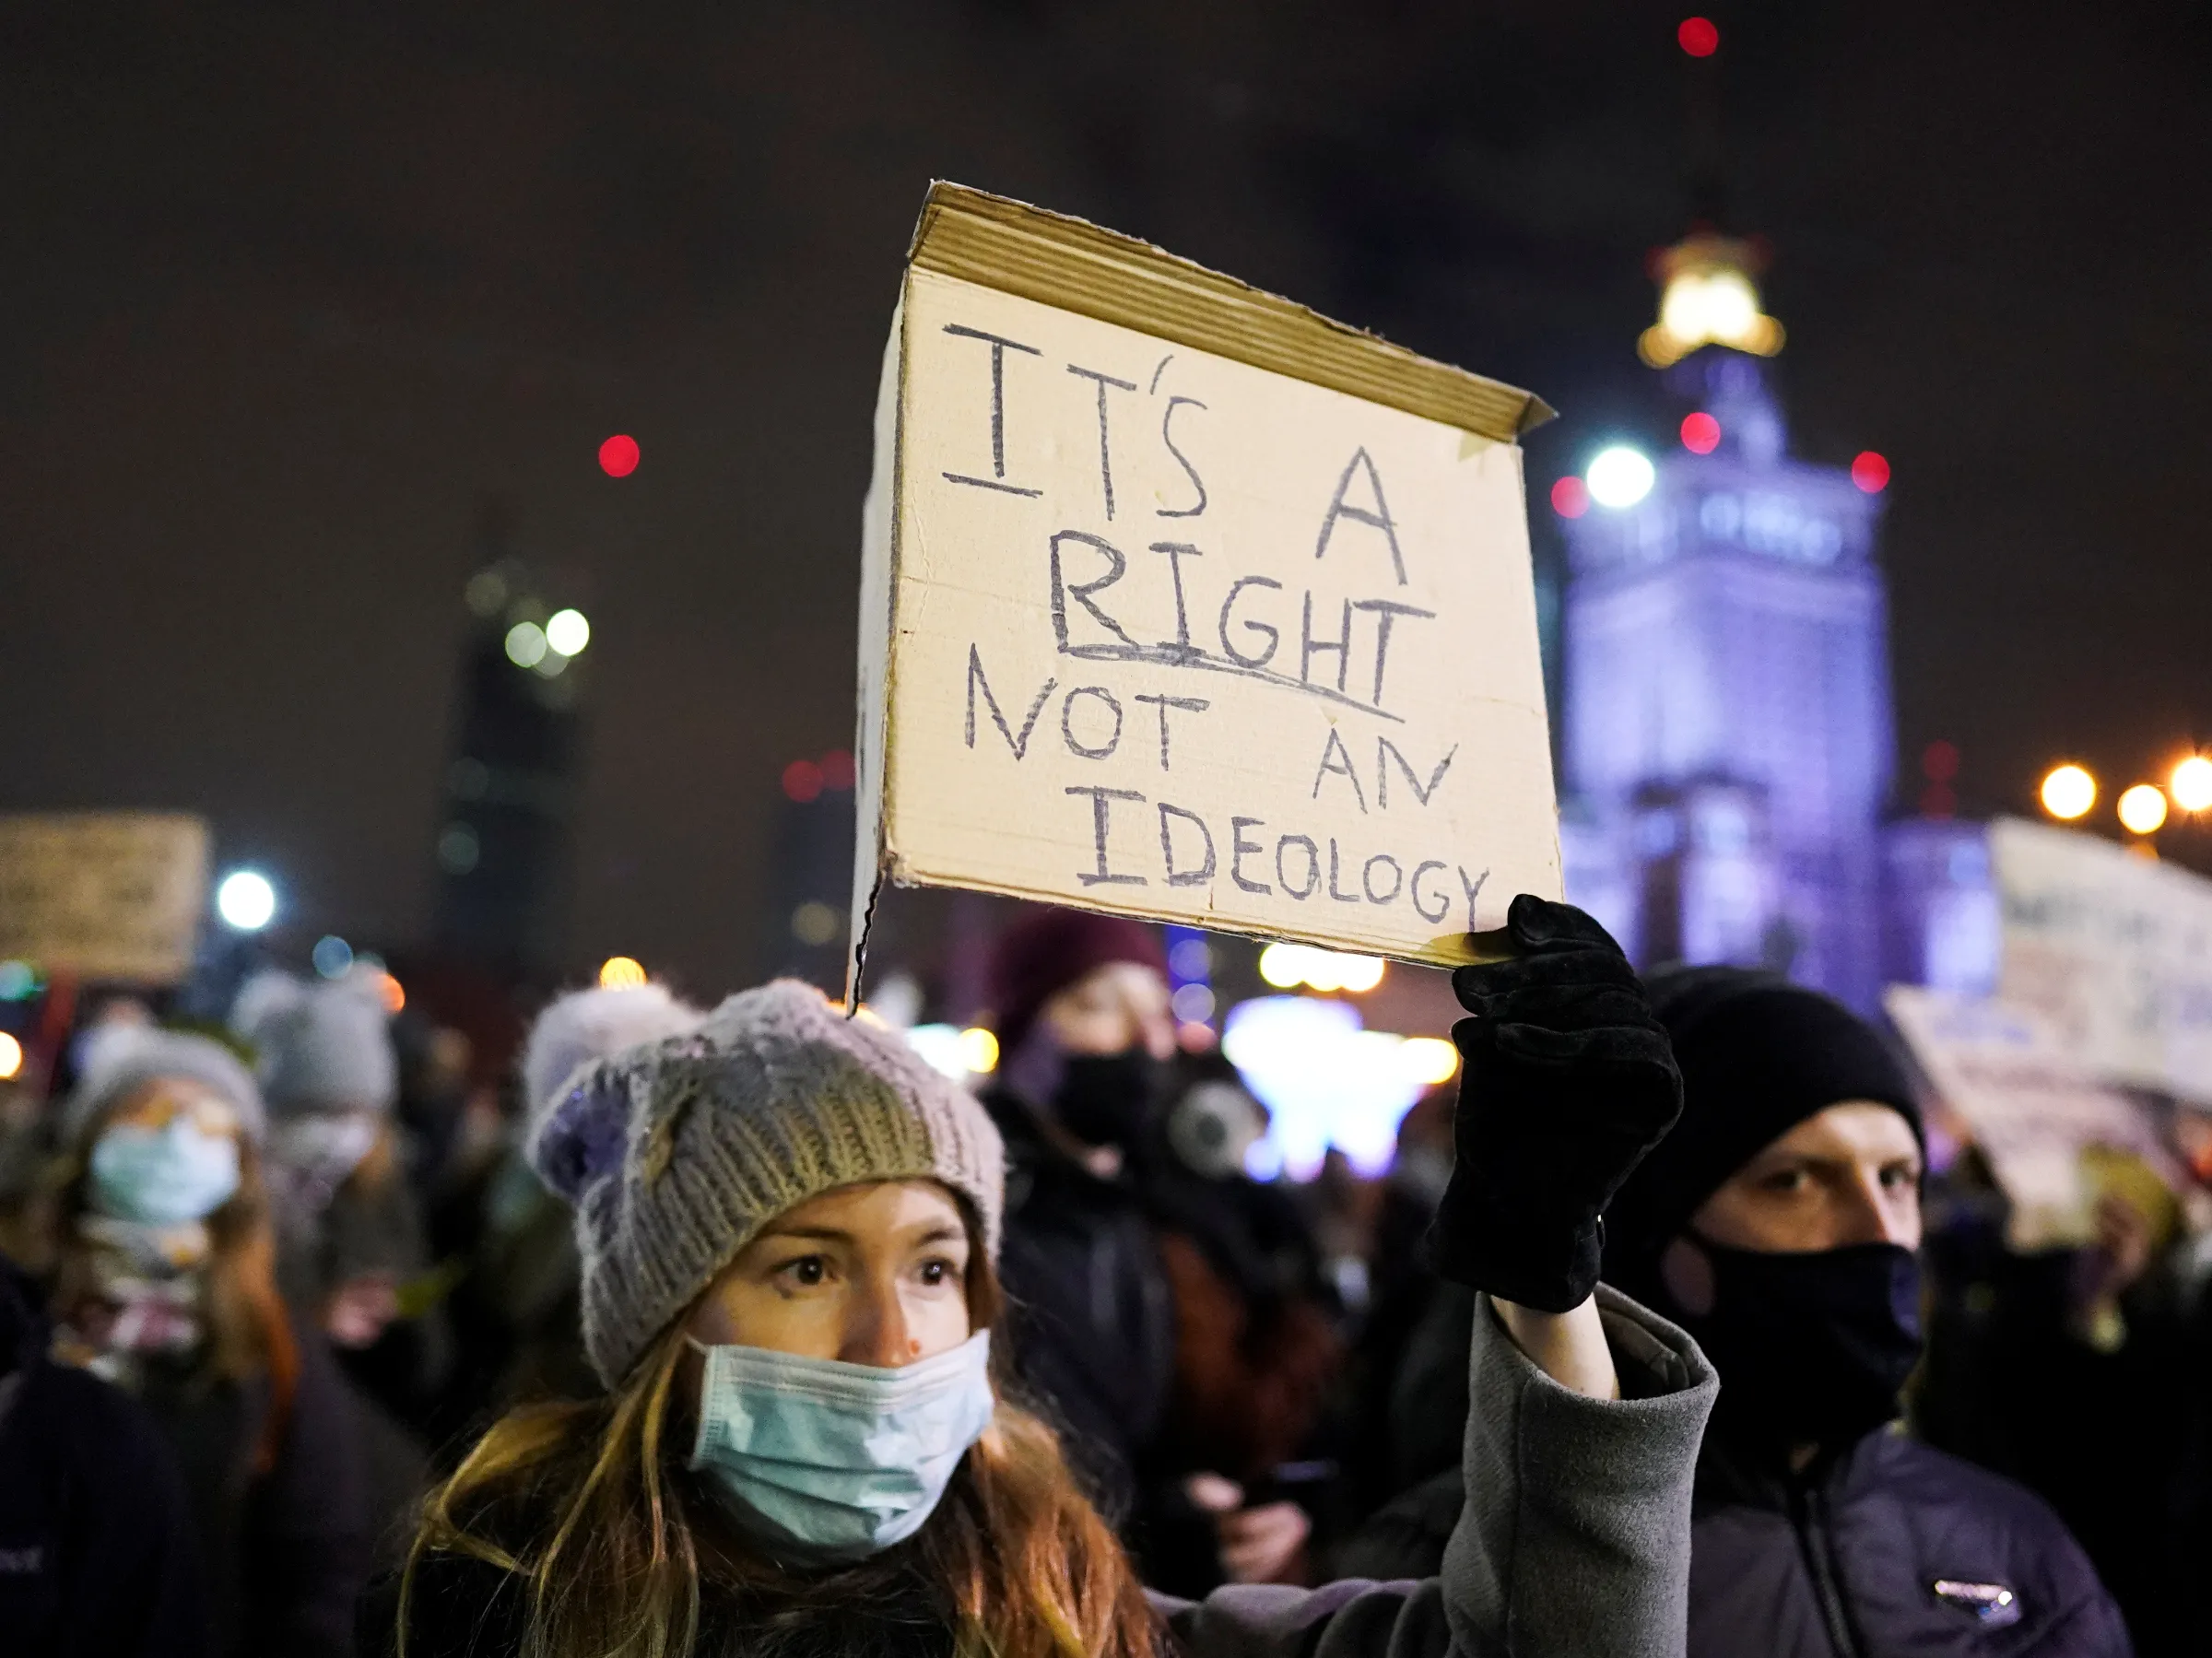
[
  {"x1": 524, "y1": 980, "x2": 1005, "y2": 1387},
  {"x1": 62, "y1": 1024, "x2": 267, "y2": 1147},
  {"x1": 230, "y1": 968, "x2": 397, "y2": 1117}
]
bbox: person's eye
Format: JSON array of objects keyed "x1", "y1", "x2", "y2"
[
  {"x1": 915, "y1": 1256, "x2": 960, "y2": 1289},
  {"x1": 1759, "y1": 1167, "x2": 1809, "y2": 1194},
  {"x1": 1880, "y1": 1163, "x2": 1921, "y2": 1191},
  {"x1": 773, "y1": 1255, "x2": 830, "y2": 1290}
]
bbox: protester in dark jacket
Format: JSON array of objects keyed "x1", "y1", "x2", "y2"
[
  {"x1": 1340, "y1": 964, "x2": 2130, "y2": 1655},
  {"x1": 49, "y1": 1025, "x2": 373, "y2": 1658},
  {"x1": 980, "y1": 908, "x2": 1179, "y2": 1515},
  {"x1": 1612, "y1": 968, "x2": 2128, "y2": 1654},
  {"x1": 1140, "y1": 1070, "x2": 1342, "y2": 1492},
  {"x1": 0, "y1": 1254, "x2": 206, "y2": 1657}
]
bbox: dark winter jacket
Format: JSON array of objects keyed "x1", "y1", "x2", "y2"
[
  {"x1": 1918, "y1": 1211, "x2": 2185, "y2": 1653},
  {"x1": 0, "y1": 1257, "x2": 207, "y2": 1657},
  {"x1": 1139, "y1": 1156, "x2": 1342, "y2": 1486},
  {"x1": 1338, "y1": 1419, "x2": 2132, "y2": 1656},
  {"x1": 132, "y1": 1302, "x2": 375, "y2": 1657},
  {"x1": 981, "y1": 1086, "x2": 1174, "y2": 1515}
]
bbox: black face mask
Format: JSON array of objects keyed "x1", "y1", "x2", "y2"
[
  {"x1": 1674, "y1": 1240, "x2": 1923, "y2": 1455},
  {"x1": 1050, "y1": 1049, "x2": 1160, "y2": 1150}
]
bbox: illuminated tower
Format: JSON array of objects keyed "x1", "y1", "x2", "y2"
[{"x1": 1557, "y1": 243, "x2": 1895, "y2": 1011}]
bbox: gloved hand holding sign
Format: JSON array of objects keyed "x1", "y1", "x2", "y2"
[{"x1": 1426, "y1": 894, "x2": 1684, "y2": 1314}]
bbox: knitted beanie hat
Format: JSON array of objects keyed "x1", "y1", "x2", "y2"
[
  {"x1": 62, "y1": 1024, "x2": 268, "y2": 1148},
  {"x1": 1604, "y1": 965, "x2": 1922, "y2": 1298},
  {"x1": 230, "y1": 969, "x2": 397, "y2": 1117},
  {"x1": 988, "y1": 906, "x2": 1167, "y2": 1057},
  {"x1": 524, "y1": 979, "x2": 1006, "y2": 1387}
]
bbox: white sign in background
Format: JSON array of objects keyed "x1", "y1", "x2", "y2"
[
  {"x1": 1884, "y1": 983, "x2": 2170, "y2": 1247},
  {"x1": 1991, "y1": 817, "x2": 2212, "y2": 1104},
  {"x1": 0, "y1": 813, "x2": 210, "y2": 984}
]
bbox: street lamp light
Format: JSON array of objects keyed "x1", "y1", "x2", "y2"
[
  {"x1": 2172, "y1": 756, "x2": 2212, "y2": 815},
  {"x1": 1586, "y1": 446, "x2": 1656, "y2": 510},
  {"x1": 2039, "y1": 764, "x2": 2096, "y2": 821},
  {"x1": 215, "y1": 869, "x2": 277, "y2": 932},
  {"x1": 2118, "y1": 784, "x2": 2169, "y2": 836}
]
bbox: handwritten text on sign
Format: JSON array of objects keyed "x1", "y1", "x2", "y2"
[{"x1": 878, "y1": 270, "x2": 1558, "y2": 960}]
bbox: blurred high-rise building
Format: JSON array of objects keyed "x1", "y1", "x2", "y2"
[
  {"x1": 430, "y1": 554, "x2": 591, "y2": 980},
  {"x1": 759, "y1": 750, "x2": 857, "y2": 995}
]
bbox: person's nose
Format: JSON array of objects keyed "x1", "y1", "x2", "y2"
[
  {"x1": 840, "y1": 1274, "x2": 923, "y2": 1369},
  {"x1": 1837, "y1": 1169, "x2": 1915, "y2": 1247}
]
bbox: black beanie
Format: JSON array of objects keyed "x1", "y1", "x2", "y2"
[{"x1": 1604, "y1": 966, "x2": 1922, "y2": 1293}]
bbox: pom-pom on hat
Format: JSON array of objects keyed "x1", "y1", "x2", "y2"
[
  {"x1": 62, "y1": 1024, "x2": 267, "y2": 1148},
  {"x1": 520, "y1": 982, "x2": 703, "y2": 1126},
  {"x1": 230, "y1": 968, "x2": 398, "y2": 1117},
  {"x1": 987, "y1": 906, "x2": 1167, "y2": 1058},
  {"x1": 524, "y1": 979, "x2": 1005, "y2": 1387}
]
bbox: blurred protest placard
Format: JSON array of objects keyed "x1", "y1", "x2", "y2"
[
  {"x1": 0, "y1": 813, "x2": 210, "y2": 983},
  {"x1": 852, "y1": 183, "x2": 1559, "y2": 994},
  {"x1": 1885, "y1": 983, "x2": 2171, "y2": 1248},
  {"x1": 1990, "y1": 817, "x2": 2212, "y2": 1104}
]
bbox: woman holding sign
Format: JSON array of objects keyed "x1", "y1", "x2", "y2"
[{"x1": 375, "y1": 897, "x2": 1713, "y2": 1658}]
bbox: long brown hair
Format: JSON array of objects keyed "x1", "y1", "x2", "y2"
[
  {"x1": 53, "y1": 1092, "x2": 300, "y2": 1469},
  {"x1": 403, "y1": 1251, "x2": 1159, "y2": 1658}
]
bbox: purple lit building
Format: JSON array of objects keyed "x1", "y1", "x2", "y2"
[{"x1": 1556, "y1": 347, "x2": 1900, "y2": 1011}]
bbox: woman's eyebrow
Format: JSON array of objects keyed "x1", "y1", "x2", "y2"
[{"x1": 756, "y1": 1226, "x2": 854, "y2": 1245}]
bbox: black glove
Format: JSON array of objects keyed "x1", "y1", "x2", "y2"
[{"x1": 1424, "y1": 895, "x2": 1682, "y2": 1312}]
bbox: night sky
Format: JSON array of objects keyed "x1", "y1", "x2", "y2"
[{"x1": 6, "y1": 2, "x2": 2208, "y2": 994}]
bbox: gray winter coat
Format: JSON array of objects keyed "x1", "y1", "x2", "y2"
[
  {"x1": 376, "y1": 1286, "x2": 1713, "y2": 1657},
  {"x1": 1157, "y1": 1284, "x2": 1716, "y2": 1658}
]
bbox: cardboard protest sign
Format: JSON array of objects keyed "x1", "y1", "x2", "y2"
[
  {"x1": 0, "y1": 813, "x2": 210, "y2": 983},
  {"x1": 853, "y1": 184, "x2": 1559, "y2": 994},
  {"x1": 1885, "y1": 984, "x2": 2171, "y2": 1249},
  {"x1": 1990, "y1": 817, "x2": 2212, "y2": 1103}
]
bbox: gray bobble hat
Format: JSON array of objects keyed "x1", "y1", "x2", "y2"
[
  {"x1": 230, "y1": 968, "x2": 397, "y2": 1116},
  {"x1": 62, "y1": 1024, "x2": 268, "y2": 1148},
  {"x1": 524, "y1": 979, "x2": 1005, "y2": 1387}
]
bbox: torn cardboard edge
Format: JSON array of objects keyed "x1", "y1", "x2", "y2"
[{"x1": 910, "y1": 182, "x2": 1555, "y2": 446}]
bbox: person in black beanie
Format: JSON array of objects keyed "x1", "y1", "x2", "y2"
[{"x1": 1605, "y1": 965, "x2": 2132, "y2": 1658}]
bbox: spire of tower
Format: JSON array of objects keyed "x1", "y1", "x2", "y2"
[
  {"x1": 1640, "y1": 19, "x2": 1784, "y2": 367},
  {"x1": 1639, "y1": 233, "x2": 1785, "y2": 367}
]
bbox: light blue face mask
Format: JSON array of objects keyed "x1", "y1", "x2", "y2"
[
  {"x1": 688, "y1": 1329, "x2": 995, "y2": 1561},
  {"x1": 89, "y1": 1121, "x2": 242, "y2": 1227}
]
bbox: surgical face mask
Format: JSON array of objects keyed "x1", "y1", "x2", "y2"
[
  {"x1": 1672, "y1": 1238, "x2": 1923, "y2": 1454},
  {"x1": 1051, "y1": 1049, "x2": 1160, "y2": 1149},
  {"x1": 89, "y1": 1121, "x2": 242, "y2": 1227},
  {"x1": 688, "y1": 1330, "x2": 995, "y2": 1561},
  {"x1": 269, "y1": 1113, "x2": 380, "y2": 1193}
]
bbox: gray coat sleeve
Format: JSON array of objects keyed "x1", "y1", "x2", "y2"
[{"x1": 1153, "y1": 1285, "x2": 1715, "y2": 1658}]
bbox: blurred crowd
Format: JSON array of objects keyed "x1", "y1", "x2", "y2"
[{"x1": 1, "y1": 898, "x2": 2208, "y2": 1654}]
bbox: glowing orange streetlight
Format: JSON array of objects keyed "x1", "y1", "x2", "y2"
[
  {"x1": 2172, "y1": 756, "x2": 2212, "y2": 815},
  {"x1": 2039, "y1": 764, "x2": 2096, "y2": 821},
  {"x1": 2118, "y1": 784, "x2": 2169, "y2": 836}
]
